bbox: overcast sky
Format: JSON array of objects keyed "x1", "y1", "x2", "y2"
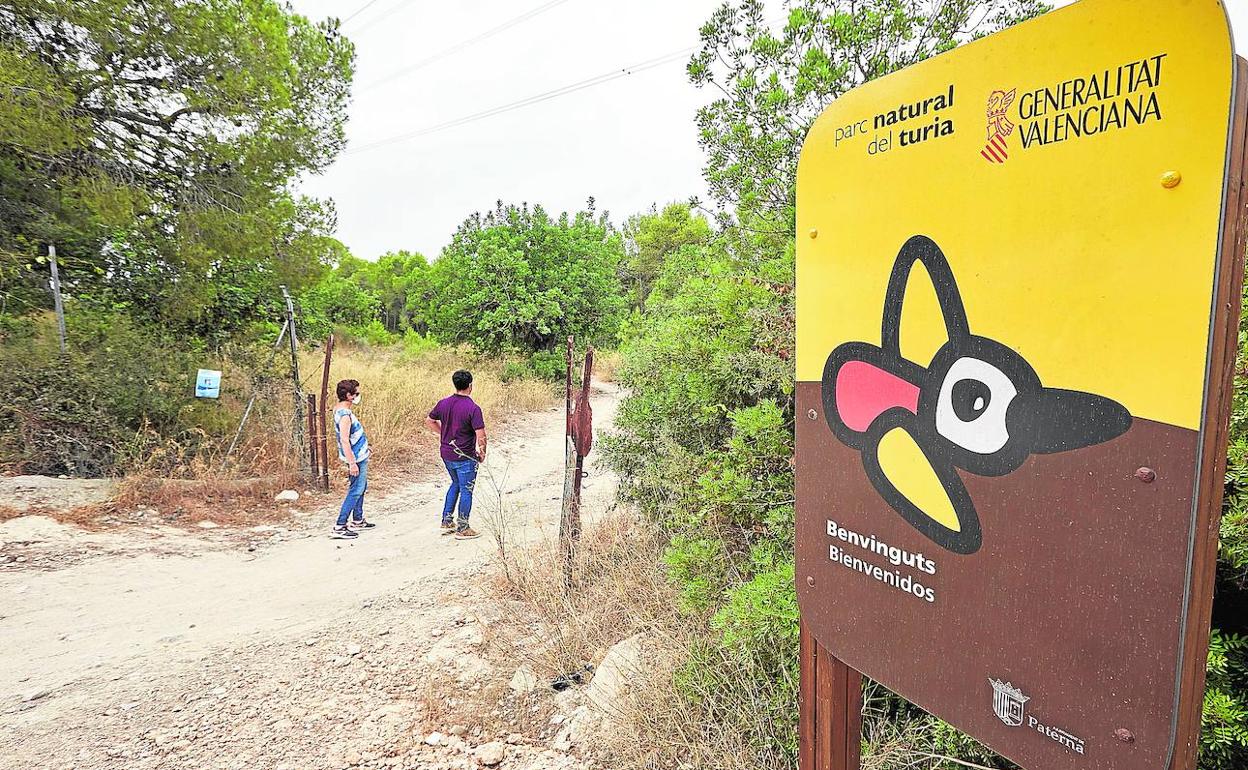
[{"x1": 289, "y1": 0, "x2": 1248, "y2": 262}]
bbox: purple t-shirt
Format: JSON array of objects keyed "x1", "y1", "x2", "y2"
[{"x1": 429, "y1": 394, "x2": 484, "y2": 463}]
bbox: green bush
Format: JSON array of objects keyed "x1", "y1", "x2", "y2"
[
  {"x1": 0, "y1": 357, "x2": 129, "y2": 476},
  {"x1": 338, "y1": 319, "x2": 396, "y2": 347},
  {"x1": 0, "y1": 309, "x2": 282, "y2": 477},
  {"x1": 606, "y1": 227, "x2": 796, "y2": 763},
  {"x1": 1202, "y1": 285, "x2": 1248, "y2": 769},
  {"x1": 0, "y1": 311, "x2": 211, "y2": 475},
  {"x1": 528, "y1": 350, "x2": 568, "y2": 381},
  {"x1": 401, "y1": 332, "x2": 439, "y2": 359},
  {"x1": 1202, "y1": 630, "x2": 1248, "y2": 768},
  {"x1": 423, "y1": 202, "x2": 627, "y2": 354},
  {"x1": 498, "y1": 349, "x2": 580, "y2": 384}
]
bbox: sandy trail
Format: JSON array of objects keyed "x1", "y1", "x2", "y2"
[{"x1": 0, "y1": 384, "x2": 620, "y2": 737}]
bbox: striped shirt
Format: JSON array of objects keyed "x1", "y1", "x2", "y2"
[{"x1": 333, "y1": 406, "x2": 370, "y2": 464}]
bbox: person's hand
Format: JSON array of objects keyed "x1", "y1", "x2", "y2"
[{"x1": 348, "y1": 462, "x2": 360, "y2": 477}]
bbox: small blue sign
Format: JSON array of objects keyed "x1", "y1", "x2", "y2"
[{"x1": 195, "y1": 369, "x2": 222, "y2": 399}]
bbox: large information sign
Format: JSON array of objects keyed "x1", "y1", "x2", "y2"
[{"x1": 795, "y1": 1, "x2": 1244, "y2": 769}]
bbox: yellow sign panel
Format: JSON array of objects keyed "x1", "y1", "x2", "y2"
[
  {"x1": 797, "y1": 0, "x2": 1232, "y2": 431},
  {"x1": 795, "y1": 1, "x2": 1240, "y2": 769}
]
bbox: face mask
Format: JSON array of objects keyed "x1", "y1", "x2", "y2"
[{"x1": 351, "y1": 394, "x2": 361, "y2": 405}]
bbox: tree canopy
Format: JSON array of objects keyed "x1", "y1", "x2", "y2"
[
  {"x1": 423, "y1": 201, "x2": 626, "y2": 354},
  {"x1": 0, "y1": 0, "x2": 354, "y2": 337},
  {"x1": 620, "y1": 202, "x2": 712, "y2": 309}
]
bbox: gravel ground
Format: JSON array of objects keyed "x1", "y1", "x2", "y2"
[{"x1": 1, "y1": 387, "x2": 623, "y2": 770}]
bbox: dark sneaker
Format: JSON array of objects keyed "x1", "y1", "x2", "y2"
[
  {"x1": 350, "y1": 520, "x2": 376, "y2": 530},
  {"x1": 454, "y1": 527, "x2": 481, "y2": 541},
  {"x1": 331, "y1": 526, "x2": 358, "y2": 539},
  {"x1": 440, "y1": 522, "x2": 456, "y2": 535}
]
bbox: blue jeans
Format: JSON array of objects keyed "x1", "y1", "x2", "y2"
[
  {"x1": 442, "y1": 458, "x2": 478, "y2": 530},
  {"x1": 336, "y1": 460, "x2": 368, "y2": 527}
]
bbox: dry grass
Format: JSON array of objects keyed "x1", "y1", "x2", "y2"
[
  {"x1": 104, "y1": 343, "x2": 556, "y2": 529},
  {"x1": 112, "y1": 475, "x2": 316, "y2": 528},
  {"x1": 317, "y1": 345, "x2": 553, "y2": 480},
  {"x1": 481, "y1": 509, "x2": 984, "y2": 770},
  {"x1": 591, "y1": 350, "x2": 622, "y2": 383},
  {"x1": 489, "y1": 511, "x2": 679, "y2": 677},
  {"x1": 482, "y1": 510, "x2": 794, "y2": 770},
  {"x1": 0, "y1": 502, "x2": 109, "y2": 528}
]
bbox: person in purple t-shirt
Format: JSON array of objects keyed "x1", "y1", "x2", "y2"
[{"x1": 425, "y1": 370, "x2": 487, "y2": 540}]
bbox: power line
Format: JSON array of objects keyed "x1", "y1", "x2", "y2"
[
  {"x1": 341, "y1": 13, "x2": 787, "y2": 155},
  {"x1": 357, "y1": 0, "x2": 576, "y2": 94},
  {"x1": 341, "y1": 0, "x2": 388, "y2": 26},
  {"x1": 344, "y1": 46, "x2": 695, "y2": 155},
  {"x1": 351, "y1": 0, "x2": 420, "y2": 34}
]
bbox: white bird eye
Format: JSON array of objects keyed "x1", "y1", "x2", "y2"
[{"x1": 935, "y1": 357, "x2": 1018, "y2": 454}]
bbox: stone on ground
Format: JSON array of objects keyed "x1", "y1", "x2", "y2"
[
  {"x1": 476, "y1": 742, "x2": 506, "y2": 766},
  {"x1": 508, "y1": 664, "x2": 538, "y2": 694}
]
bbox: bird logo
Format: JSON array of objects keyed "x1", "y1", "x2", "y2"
[{"x1": 821, "y1": 235, "x2": 1132, "y2": 554}]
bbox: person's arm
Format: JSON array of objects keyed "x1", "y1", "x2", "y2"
[
  {"x1": 338, "y1": 414, "x2": 359, "y2": 476},
  {"x1": 425, "y1": 400, "x2": 444, "y2": 442},
  {"x1": 473, "y1": 406, "x2": 486, "y2": 462}
]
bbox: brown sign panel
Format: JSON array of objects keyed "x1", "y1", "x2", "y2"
[{"x1": 794, "y1": 2, "x2": 1245, "y2": 769}]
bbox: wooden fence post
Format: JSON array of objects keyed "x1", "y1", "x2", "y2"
[
  {"x1": 306, "y1": 393, "x2": 320, "y2": 482},
  {"x1": 559, "y1": 336, "x2": 576, "y2": 590}
]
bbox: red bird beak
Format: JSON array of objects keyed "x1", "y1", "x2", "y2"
[{"x1": 834, "y1": 359, "x2": 921, "y2": 433}]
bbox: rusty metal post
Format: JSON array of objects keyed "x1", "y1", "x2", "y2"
[
  {"x1": 569, "y1": 347, "x2": 594, "y2": 544},
  {"x1": 560, "y1": 345, "x2": 595, "y2": 590},
  {"x1": 306, "y1": 393, "x2": 320, "y2": 482},
  {"x1": 318, "y1": 334, "x2": 334, "y2": 491}
]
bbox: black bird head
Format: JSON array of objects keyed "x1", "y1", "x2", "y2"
[{"x1": 822, "y1": 235, "x2": 1132, "y2": 554}]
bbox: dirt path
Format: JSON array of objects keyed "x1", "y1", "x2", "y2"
[{"x1": 0, "y1": 385, "x2": 621, "y2": 770}]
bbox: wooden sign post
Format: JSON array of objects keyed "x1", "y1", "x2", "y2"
[
  {"x1": 795, "y1": 2, "x2": 1247, "y2": 769},
  {"x1": 799, "y1": 621, "x2": 862, "y2": 770}
]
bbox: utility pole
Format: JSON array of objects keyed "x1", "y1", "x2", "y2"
[
  {"x1": 48, "y1": 245, "x2": 66, "y2": 355},
  {"x1": 280, "y1": 286, "x2": 308, "y2": 472}
]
